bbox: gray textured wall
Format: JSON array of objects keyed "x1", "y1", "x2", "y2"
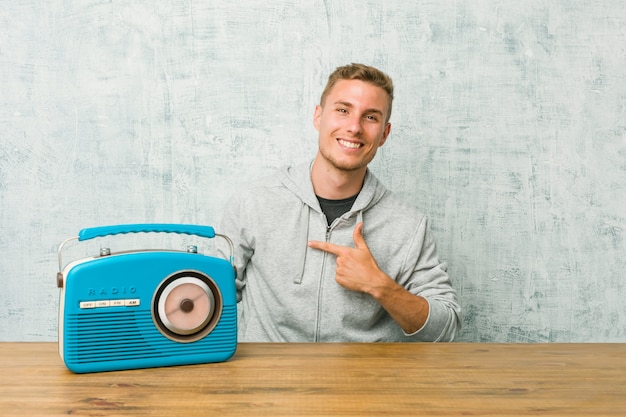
[{"x1": 1, "y1": 1, "x2": 625, "y2": 342}]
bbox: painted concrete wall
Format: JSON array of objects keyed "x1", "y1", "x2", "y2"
[{"x1": 1, "y1": 1, "x2": 625, "y2": 342}]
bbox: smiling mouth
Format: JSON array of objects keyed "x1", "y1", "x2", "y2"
[{"x1": 337, "y1": 139, "x2": 362, "y2": 149}]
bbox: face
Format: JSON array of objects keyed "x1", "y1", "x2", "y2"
[{"x1": 313, "y1": 79, "x2": 391, "y2": 174}]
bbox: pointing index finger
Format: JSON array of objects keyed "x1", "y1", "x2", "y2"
[{"x1": 308, "y1": 240, "x2": 343, "y2": 255}]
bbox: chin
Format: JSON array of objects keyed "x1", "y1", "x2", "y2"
[
  {"x1": 330, "y1": 160, "x2": 367, "y2": 173},
  {"x1": 318, "y1": 149, "x2": 369, "y2": 173}
]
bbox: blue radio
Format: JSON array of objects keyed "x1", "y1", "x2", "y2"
[{"x1": 56, "y1": 224, "x2": 237, "y2": 373}]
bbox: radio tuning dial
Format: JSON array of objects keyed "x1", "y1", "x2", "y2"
[{"x1": 152, "y1": 271, "x2": 222, "y2": 343}]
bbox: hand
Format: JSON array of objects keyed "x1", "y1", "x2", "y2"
[{"x1": 308, "y1": 222, "x2": 386, "y2": 294}]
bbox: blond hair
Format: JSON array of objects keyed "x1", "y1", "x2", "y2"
[{"x1": 320, "y1": 63, "x2": 394, "y2": 122}]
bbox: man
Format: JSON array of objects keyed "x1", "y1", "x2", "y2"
[{"x1": 215, "y1": 63, "x2": 460, "y2": 342}]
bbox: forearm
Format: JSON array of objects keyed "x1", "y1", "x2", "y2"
[{"x1": 368, "y1": 272, "x2": 430, "y2": 335}]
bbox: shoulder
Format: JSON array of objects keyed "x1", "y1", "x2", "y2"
[
  {"x1": 225, "y1": 162, "x2": 312, "y2": 208},
  {"x1": 372, "y1": 190, "x2": 428, "y2": 226}
]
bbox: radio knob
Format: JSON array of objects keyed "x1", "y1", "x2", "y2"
[{"x1": 180, "y1": 298, "x2": 194, "y2": 313}]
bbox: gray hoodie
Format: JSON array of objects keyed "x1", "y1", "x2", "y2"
[{"x1": 215, "y1": 161, "x2": 461, "y2": 342}]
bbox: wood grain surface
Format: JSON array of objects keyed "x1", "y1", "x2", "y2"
[{"x1": 1, "y1": 342, "x2": 624, "y2": 416}]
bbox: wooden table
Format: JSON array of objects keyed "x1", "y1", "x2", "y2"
[{"x1": 1, "y1": 342, "x2": 624, "y2": 416}]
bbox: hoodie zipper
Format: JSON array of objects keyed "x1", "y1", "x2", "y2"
[{"x1": 314, "y1": 222, "x2": 332, "y2": 342}]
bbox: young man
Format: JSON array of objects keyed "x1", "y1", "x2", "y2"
[{"x1": 215, "y1": 63, "x2": 461, "y2": 342}]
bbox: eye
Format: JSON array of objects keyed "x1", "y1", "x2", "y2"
[{"x1": 365, "y1": 114, "x2": 379, "y2": 122}]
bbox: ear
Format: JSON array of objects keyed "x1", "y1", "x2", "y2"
[
  {"x1": 313, "y1": 105, "x2": 322, "y2": 132},
  {"x1": 379, "y1": 123, "x2": 391, "y2": 147}
]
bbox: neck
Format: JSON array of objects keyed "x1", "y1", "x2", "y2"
[{"x1": 311, "y1": 154, "x2": 366, "y2": 199}]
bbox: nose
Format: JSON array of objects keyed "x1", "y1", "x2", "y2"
[{"x1": 346, "y1": 114, "x2": 363, "y2": 135}]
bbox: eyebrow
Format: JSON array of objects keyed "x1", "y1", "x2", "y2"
[{"x1": 333, "y1": 101, "x2": 384, "y2": 117}]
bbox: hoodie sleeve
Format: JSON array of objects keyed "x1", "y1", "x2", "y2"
[
  {"x1": 401, "y1": 216, "x2": 461, "y2": 342},
  {"x1": 214, "y1": 191, "x2": 254, "y2": 302}
]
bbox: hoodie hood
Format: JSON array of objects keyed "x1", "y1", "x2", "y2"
[{"x1": 274, "y1": 160, "x2": 388, "y2": 215}]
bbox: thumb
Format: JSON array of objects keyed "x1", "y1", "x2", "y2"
[{"x1": 353, "y1": 222, "x2": 368, "y2": 250}]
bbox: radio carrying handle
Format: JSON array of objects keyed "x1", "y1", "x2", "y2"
[{"x1": 57, "y1": 223, "x2": 235, "y2": 275}]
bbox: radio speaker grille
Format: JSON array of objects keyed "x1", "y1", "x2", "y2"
[{"x1": 64, "y1": 305, "x2": 237, "y2": 364}]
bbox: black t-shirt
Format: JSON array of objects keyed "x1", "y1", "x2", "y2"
[{"x1": 316, "y1": 193, "x2": 359, "y2": 226}]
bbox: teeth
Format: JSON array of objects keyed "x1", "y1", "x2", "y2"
[{"x1": 338, "y1": 139, "x2": 361, "y2": 149}]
